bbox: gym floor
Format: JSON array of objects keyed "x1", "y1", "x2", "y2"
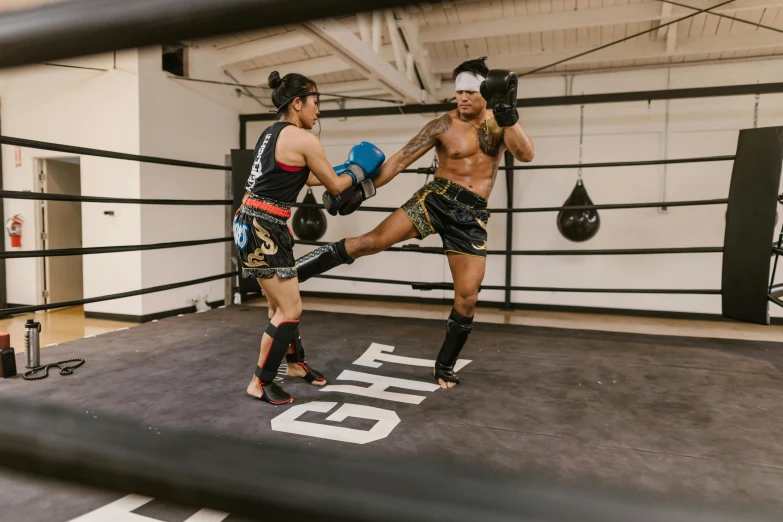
[{"x1": 1, "y1": 301, "x2": 782, "y2": 521}]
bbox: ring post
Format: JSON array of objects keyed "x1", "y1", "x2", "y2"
[
  {"x1": 504, "y1": 151, "x2": 514, "y2": 311},
  {"x1": 721, "y1": 126, "x2": 783, "y2": 324}
]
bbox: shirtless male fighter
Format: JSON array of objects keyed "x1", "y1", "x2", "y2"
[{"x1": 295, "y1": 57, "x2": 535, "y2": 389}]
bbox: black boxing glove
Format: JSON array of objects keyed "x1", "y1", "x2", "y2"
[
  {"x1": 322, "y1": 178, "x2": 376, "y2": 216},
  {"x1": 480, "y1": 69, "x2": 519, "y2": 128}
]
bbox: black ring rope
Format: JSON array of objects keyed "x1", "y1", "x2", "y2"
[
  {"x1": 400, "y1": 155, "x2": 734, "y2": 173},
  {"x1": 290, "y1": 198, "x2": 728, "y2": 214},
  {"x1": 296, "y1": 240, "x2": 721, "y2": 257},
  {"x1": 0, "y1": 190, "x2": 232, "y2": 206},
  {"x1": 1, "y1": 192, "x2": 730, "y2": 214},
  {"x1": 770, "y1": 294, "x2": 783, "y2": 308},
  {"x1": 0, "y1": 136, "x2": 230, "y2": 171},
  {"x1": 0, "y1": 272, "x2": 238, "y2": 316},
  {"x1": 0, "y1": 237, "x2": 231, "y2": 259},
  {"x1": 312, "y1": 275, "x2": 720, "y2": 295},
  {"x1": 0, "y1": 134, "x2": 731, "y2": 175},
  {"x1": 23, "y1": 359, "x2": 86, "y2": 381},
  {"x1": 773, "y1": 247, "x2": 783, "y2": 256}
]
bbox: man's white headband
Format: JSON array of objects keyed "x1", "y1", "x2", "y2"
[{"x1": 455, "y1": 72, "x2": 484, "y2": 92}]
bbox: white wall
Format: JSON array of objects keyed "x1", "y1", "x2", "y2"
[
  {"x1": 247, "y1": 59, "x2": 783, "y2": 318},
  {"x1": 137, "y1": 45, "x2": 240, "y2": 316},
  {"x1": 1, "y1": 51, "x2": 143, "y2": 314}
]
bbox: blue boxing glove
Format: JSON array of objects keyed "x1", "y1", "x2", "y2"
[{"x1": 333, "y1": 142, "x2": 385, "y2": 185}]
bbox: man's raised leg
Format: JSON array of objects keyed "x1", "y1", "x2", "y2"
[{"x1": 296, "y1": 209, "x2": 418, "y2": 282}]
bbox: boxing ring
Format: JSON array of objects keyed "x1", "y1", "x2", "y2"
[{"x1": 1, "y1": 0, "x2": 783, "y2": 521}]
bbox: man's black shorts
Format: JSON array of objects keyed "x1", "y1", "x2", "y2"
[{"x1": 401, "y1": 178, "x2": 489, "y2": 257}]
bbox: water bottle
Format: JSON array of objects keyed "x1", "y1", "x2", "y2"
[{"x1": 24, "y1": 319, "x2": 41, "y2": 368}]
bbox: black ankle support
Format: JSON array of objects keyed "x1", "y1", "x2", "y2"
[
  {"x1": 258, "y1": 320, "x2": 299, "y2": 383},
  {"x1": 295, "y1": 239, "x2": 354, "y2": 283},
  {"x1": 436, "y1": 309, "x2": 473, "y2": 370}
]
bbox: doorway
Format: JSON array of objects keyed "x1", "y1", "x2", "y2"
[{"x1": 36, "y1": 158, "x2": 83, "y2": 308}]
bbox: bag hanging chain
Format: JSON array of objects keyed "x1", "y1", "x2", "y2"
[
  {"x1": 754, "y1": 92, "x2": 760, "y2": 128},
  {"x1": 578, "y1": 104, "x2": 585, "y2": 181}
]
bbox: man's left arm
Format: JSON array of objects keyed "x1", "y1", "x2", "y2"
[
  {"x1": 503, "y1": 123, "x2": 535, "y2": 163},
  {"x1": 481, "y1": 69, "x2": 535, "y2": 163}
]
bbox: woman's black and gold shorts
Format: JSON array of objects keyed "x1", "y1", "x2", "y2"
[
  {"x1": 233, "y1": 195, "x2": 296, "y2": 280},
  {"x1": 401, "y1": 178, "x2": 490, "y2": 258}
]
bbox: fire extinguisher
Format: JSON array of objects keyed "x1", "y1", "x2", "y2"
[{"x1": 5, "y1": 214, "x2": 22, "y2": 248}]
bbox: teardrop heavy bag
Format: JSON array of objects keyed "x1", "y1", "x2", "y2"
[
  {"x1": 557, "y1": 179, "x2": 600, "y2": 242},
  {"x1": 292, "y1": 188, "x2": 328, "y2": 241}
]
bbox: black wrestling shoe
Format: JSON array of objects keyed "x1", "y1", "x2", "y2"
[{"x1": 434, "y1": 361, "x2": 460, "y2": 385}]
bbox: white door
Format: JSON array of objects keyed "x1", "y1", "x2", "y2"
[{"x1": 42, "y1": 158, "x2": 84, "y2": 307}]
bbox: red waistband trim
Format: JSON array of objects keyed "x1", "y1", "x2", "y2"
[
  {"x1": 243, "y1": 198, "x2": 292, "y2": 219},
  {"x1": 276, "y1": 161, "x2": 305, "y2": 172}
]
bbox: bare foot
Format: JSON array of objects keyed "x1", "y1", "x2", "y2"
[
  {"x1": 247, "y1": 377, "x2": 262, "y2": 398},
  {"x1": 287, "y1": 362, "x2": 327, "y2": 386},
  {"x1": 433, "y1": 370, "x2": 457, "y2": 389}
]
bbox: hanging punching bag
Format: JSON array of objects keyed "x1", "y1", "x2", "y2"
[
  {"x1": 292, "y1": 188, "x2": 327, "y2": 241},
  {"x1": 557, "y1": 179, "x2": 600, "y2": 242}
]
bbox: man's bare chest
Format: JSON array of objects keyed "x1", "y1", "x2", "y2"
[{"x1": 440, "y1": 119, "x2": 504, "y2": 159}]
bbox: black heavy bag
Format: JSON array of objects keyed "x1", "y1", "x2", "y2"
[
  {"x1": 292, "y1": 188, "x2": 327, "y2": 241},
  {"x1": 557, "y1": 179, "x2": 600, "y2": 242}
]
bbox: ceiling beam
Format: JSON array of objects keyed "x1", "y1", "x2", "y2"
[
  {"x1": 243, "y1": 55, "x2": 351, "y2": 83},
  {"x1": 215, "y1": 17, "x2": 381, "y2": 68},
  {"x1": 216, "y1": 31, "x2": 310, "y2": 67},
  {"x1": 657, "y1": 2, "x2": 674, "y2": 40},
  {"x1": 318, "y1": 80, "x2": 385, "y2": 93},
  {"x1": 432, "y1": 30, "x2": 783, "y2": 75},
  {"x1": 420, "y1": 3, "x2": 663, "y2": 43},
  {"x1": 395, "y1": 8, "x2": 440, "y2": 96},
  {"x1": 667, "y1": 22, "x2": 679, "y2": 55},
  {"x1": 419, "y1": 0, "x2": 783, "y2": 44},
  {"x1": 300, "y1": 17, "x2": 428, "y2": 103}
]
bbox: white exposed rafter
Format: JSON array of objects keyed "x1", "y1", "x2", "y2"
[
  {"x1": 420, "y1": 3, "x2": 663, "y2": 43},
  {"x1": 384, "y1": 10, "x2": 406, "y2": 73},
  {"x1": 244, "y1": 56, "x2": 351, "y2": 83},
  {"x1": 318, "y1": 80, "x2": 386, "y2": 93},
  {"x1": 657, "y1": 2, "x2": 674, "y2": 40},
  {"x1": 215, "y1": 18, "x2": 371, "y2": 68},
  {"x1": 394, "y1": 8, "x2": 440, "y2": 96},
  {"x1": 432, "y1": 30, "x2": 783, "y2": 75},
  {"x1": 299, "y1": 17, "x2": 428, "y2": 103},
  {"x1": 216, "y1": 32, "x2": 311, "y2": 67},
  {"x1": 419, "y1": 0, "x2": 783, "y2": 43},
  {"x1": 667, "y1": 22, "x2": 679, "y2": 55},
  {"x1": 357, "y1": 12, "x2": 371, "y2": 43}
]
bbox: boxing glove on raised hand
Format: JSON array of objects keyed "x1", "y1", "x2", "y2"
[
  {"x1": 333, "y1": 142, "x2": 385, "y2": 185},
  {"x1": 480, "y1": 70, "x2": 519, "y2": 128},
  {"x1": 323, "y1": 179, "x2": 377, "y2": 216}
]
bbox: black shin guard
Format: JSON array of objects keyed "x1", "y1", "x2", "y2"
[
  {"x1": 295, "y1": 239, "x2": 353, "y2": 283},
  {"x1": 254, "y1": 320, "x2": 299, "y2": 404},
  {"x1": 434, "y1": 309, "x2": 473, "y2": 384},
  {"x1": 284, "y1": 326, "x2": 325, "y2": 383}
]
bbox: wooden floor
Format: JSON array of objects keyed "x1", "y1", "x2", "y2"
[
  {"x1": 0, "y1": 306, "x2": 136, "y2": 352},
  {"x1": 1, "y1": 299, "x2": 781, "y2": 352}
]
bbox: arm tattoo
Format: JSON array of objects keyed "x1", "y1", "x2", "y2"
[
  {"x1": 488, "y1": 162, "x2": 500, "y2": 195},
  {"x1": 478, "y1": 119, "x2": 504, "y2": 157},
  {"x1": 402, "y1": 114, "x2": 451, "y2": 157}
]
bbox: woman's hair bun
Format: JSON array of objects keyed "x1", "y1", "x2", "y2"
[{"x1": 268, "y1": 71, "x2": 282, "y2": 89}]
